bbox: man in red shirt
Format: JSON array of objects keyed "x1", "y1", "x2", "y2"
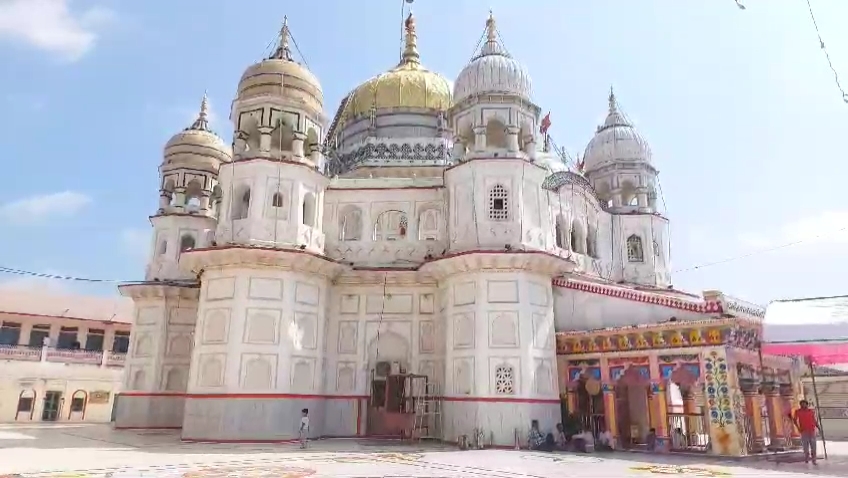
[{"x1": 793, "y1": 400, "x2": 819, "y2": 464}]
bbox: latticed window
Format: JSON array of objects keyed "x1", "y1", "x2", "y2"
[
  {"x1": 494, "y1": 364, "x2": 515, "y2": 395},
  {"x1": 627, "y1": 234, "x2": 644, "y2": 262},
  {"x1": 488, "y1": 184, "x2": 509, "y2": 221}
]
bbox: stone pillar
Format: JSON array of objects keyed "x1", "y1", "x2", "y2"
[
  {"x1": 602, "y1": 383, "x2": 618, "y2": 449},
  {"x1": 199, "y1": 194, "x2": 210, "y2": 212},
  {"x1": 473, "y1": 126, "x2": 486, "y2": 151},
  {"x1": 611, "y1": 190, "x2": 623, "y2": 208},
  {"x1": 566, "y1": 387, "x2": 578, "y2": 416},
  {"x1": 763, "y1": 382, "x2": 786, "y2": 449},
  {"x1": 780, "y1": 383, "x2": 801, "y2": 447},
  {"x1": 703, "y1": 348, "x2": 745, "y2": 456},
  {"x1": 258, "y1": 126, "x2": 274, "y2": 153},
  {"x1": 650, "y1": 381, "x2": 669, "y2": 451},
  {"x1": 506, "y1": 126, "x2": 520, "y2": 152},
  {"x1": 681, "y1": 388, "x2": 701, "y2": 448},
  {"x1": 292, "y1": 131, "x2": 306, "y2": 158},
  {"x1": 452, "y1": 138, "x2": 465, "y2": 161},
  {"x1": 742, "y1": 388, "x2": 765, "y2": 453}
]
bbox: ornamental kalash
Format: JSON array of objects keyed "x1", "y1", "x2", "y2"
[{"x1": 115, "y1": 10, "x2": 804, "y2": 457}]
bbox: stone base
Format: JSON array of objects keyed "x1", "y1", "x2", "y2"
[
  {"x1": 114, "y1": 394, "x2": 185, "y2": 429},
  {"x1": 181, "y1": 395, "x2": 363, "y2": 442},
  {"x1": 442, "y1": 399, "x2": 560, "y2": 447}
]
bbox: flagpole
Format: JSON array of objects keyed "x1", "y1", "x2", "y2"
[{"x1": 808, "y1": 356, "x2": 828, "y2": 460}]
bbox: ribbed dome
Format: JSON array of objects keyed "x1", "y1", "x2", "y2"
[
  {"x1": 235, "y1": 18, "x2": 323, "y2": 112},
  {"x1": 163, "y1": 95, "x2": 231, "y2": 168},
  {"x1": 453, "y1": 13, "x2": 532, "y2": 103},
  {"x1": 582, "y1": 90, "x2": 651, "y2": 172},
  {"x1": 340, "y1": 13, "x2": 451, "y2": 122}
]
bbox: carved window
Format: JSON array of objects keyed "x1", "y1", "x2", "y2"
[
  {"x1": 231, "y1": 186, "x2": 251, "y2": 220},
  {"x1": 179, "y1": 234, "x2": 196, "y2": 252},
  {"x1": 374, "y1": 210, "x2": 408, "y2": 241},
  {"x1": 554, "y1": 215, "x2": 565, "y2": 248},
  {"x1": 184, "y1": 179, "x2": 203, "y2": 211},
  {"x1": 418, "y1": 208, "x2": 440, "y2": 241},
  {"x1": 570, "y1": 219, "x2": 586, "y2": 254},
  {"x1": 339, "y1": 205, "x2": 363, "y2": 241},
  {"x1": 271, "y1": 192, "x2": 284, "y2": 208},
  {"x1": 587, "y1": 224, "x2": 598, "y2": 258},
  {"x1": 488, "y1": 184, "x2": 509, "y2": 221},
  {"x1": 302, "y1": 192, "x2": 316, "y2": 227},
  {"x1": 494, "y1": 364, "x2": 515, "y2": 395},
  {"x1": 627, "y1": 234, "x2": 644, "y2": 262}
]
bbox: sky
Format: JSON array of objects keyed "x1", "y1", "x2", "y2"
[{"x1": 0, "y1": 0, "x2": 847, "y2": 306}]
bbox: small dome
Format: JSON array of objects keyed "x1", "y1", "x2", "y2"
[
  {"x1": 236, "y1": 18, "x2": 323, "y2": 112},
  {"x1": 453, "y1": 13, "x2": 532, "y2": 103},
  {"x1": 582, "y1": 89, "x2": 652, "y2": 172},
  {"x1": 340, "y1": 13, "x2": 451, "y2": 122},
  {"x1": 163, "y1": 94, "x2": 231, "y2": 168}
]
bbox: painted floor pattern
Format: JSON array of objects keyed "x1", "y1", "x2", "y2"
[{"x1": 1, "y1": 426, "x2": 846, "y2": 477}]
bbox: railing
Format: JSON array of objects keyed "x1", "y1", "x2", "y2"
[
  {"x1": 578, "y1": 413, "x2": 606, "y2": 438},
  {"x1": 667, "y1": 413, "x2": 709, "y2": 452},
  {"x1": 0, "y1": 345, "x2": 125, "y2": 367}
]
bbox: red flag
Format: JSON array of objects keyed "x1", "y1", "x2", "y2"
[{"x1": 540, "y1": 112, "x2": 551, "y2": 135}]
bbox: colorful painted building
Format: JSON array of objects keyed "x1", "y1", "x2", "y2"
[{"x1": 556, "y1": 289, "x2": 804, "y2": 457}]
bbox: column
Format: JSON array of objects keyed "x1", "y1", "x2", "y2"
[
  {"x1": 602, "y1": 383, "x2": 618, "y2": 449},
  {"x1": 650, "y1": 381, "x2": 669, "y2": 451},
  {"x1": 566, "y1": 387, "x2": 578, "y2": 416},
  {"x1": 681, "y1": 388, "x2": 701, "y2": 448},
  {"x1": 506, "y1": 126, "x2": 520, "y2": 152},
  {"x1": 763, "y1": 382, "x2": 786, "y2": 449},
  {"x1": 258, "y1": 126, "x2": 274, "y2": 152},
  {"x1": 473, "y1": 126, "x2": 486, "y2": 151},
  {"x1": 742, "y1": 388, "x2": 765, "y2": 453},
  {"x1": 780, "y1": 383, "x2": 801, "y2": 448},
  {"x1": 292, "y1": 131, "x2": 306, "y2": 157}
]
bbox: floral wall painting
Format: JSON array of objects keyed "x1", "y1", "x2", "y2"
[{"x1": 703, "y1": 349, "x2": 743, "y2": 456}]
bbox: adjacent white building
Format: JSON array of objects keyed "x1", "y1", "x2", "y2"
[{"x1": 116, "y1": 13, "x2": 754, "y2": 444}]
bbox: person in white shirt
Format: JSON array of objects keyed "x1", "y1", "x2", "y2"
[
  {"x1": 597, "y1": 427, "x2": 613, "y2": 451},
  {"x1": 299, "y1": 408, "x2": 309, "y2": 449}
]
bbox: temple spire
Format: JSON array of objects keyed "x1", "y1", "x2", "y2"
[
  {"x1": 271, "y1": 16, "x2": 293, "y2": 61},
  {"x1": 486, "y1": 10, "x2": 497, "y2": 42},
  {"x1": 188, "y1": 91, "x2": 210, "y2": 131},
  {"x1": 400, "y1": 12, "x2": 420, "y2": 65},
  {"x1": 608, "y1": 86, "x2": 618, "y2": 115},
  {"x1": 479, "y1": 10, "x2": 506, "y2": 57}
]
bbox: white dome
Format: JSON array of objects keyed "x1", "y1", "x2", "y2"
[
  {"x1": 453, "y1": 14, "x2": 532, "y2": 103},
  {"x1": 163, "y1": 95, "x2": 231, "y2": 169},
  {"x1": 582, "y1": 91, "x2": 652, "y2": 172}
]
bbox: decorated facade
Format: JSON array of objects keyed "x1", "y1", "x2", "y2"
[{"x1": 114, "y1": 11, "x2": 803, "y2": 454}]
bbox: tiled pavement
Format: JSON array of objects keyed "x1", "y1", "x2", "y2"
[{"x1": 0, "y1": 424, "x2": 846, "y2": 477}]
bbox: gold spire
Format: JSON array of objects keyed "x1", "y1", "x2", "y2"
[
  {"x1": 400, "y1": 12, "x2": 420, "y2": 65},
  {"x1": 189, "y1": 91, "x2": 210, "y2": 131},
  {"x1": 271, "y1": 16, "x2": 293, "y2": 61}
]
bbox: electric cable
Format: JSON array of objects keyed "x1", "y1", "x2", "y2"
[{"x1": 804, "y1": 0, "x2": 847, "y2": 103}]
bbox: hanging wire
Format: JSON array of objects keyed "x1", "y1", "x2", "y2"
[
  {"x1": 803, "y1": 0, "x2": 848, "y2": 103},
  {"x1": 288, "y1": 30, "x2": 311, "y2": 70}
]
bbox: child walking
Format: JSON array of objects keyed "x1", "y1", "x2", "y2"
[{"x1": 299, "y1": 408, "x2": 309, "y2": 449}]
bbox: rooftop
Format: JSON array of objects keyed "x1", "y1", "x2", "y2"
[{"x1": 0, "y1": 289, "x2": 133, "y2": 324}]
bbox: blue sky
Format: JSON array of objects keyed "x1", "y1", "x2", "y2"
[{"x1": 0, "y1": 0, "x2": 846, "y2": 305}]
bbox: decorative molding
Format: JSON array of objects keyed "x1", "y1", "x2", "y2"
[{"x1": 553, "y1": 278, "x2": 723, "y2": 314}]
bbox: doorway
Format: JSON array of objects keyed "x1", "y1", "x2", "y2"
[{"x1": 42, "y1": 391, "x2": 62, "y2": 421}]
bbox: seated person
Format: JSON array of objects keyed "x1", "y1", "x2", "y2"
[
  {"x1": 571, "y1": 428, "x2": 595, "y2": 453},
  {"x1": 527, "y1": 419, "x2": 546, "y2": 450},
  {"x1": 596, "y1": 426, "x2": 614, "y2": 451},
  {"x1": 646, "y1": 428, "x2": 657, "y2": 451},
  {"x1": 554, "y1": 423, "x2": 568, "y2": 450}
]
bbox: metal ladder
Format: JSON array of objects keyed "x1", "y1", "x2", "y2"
[{"x1": 412, "y1": 380, "x2": 442, "y2": 441}]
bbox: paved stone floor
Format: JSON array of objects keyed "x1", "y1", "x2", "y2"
[{"x1": 1, "y1": 424, "x2": 847, "y2": 477}]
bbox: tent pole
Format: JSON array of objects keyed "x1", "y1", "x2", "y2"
[{"x1": 808, "y1": 357, "x2": 828, "y2": 460}]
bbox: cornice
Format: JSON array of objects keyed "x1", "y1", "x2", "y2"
[
  {"x1": 333, "y1": 269, "x2": 438, "y2": 287},
  {"x1": 117, "y1": 281, "x2": 200, "y2": 301},
  {"x1": 180, "y1": 245, "x2": 348, "y2": 279},
  {"x1": 553, "y1": 277, "x2": 723, "y2": 315},
  {"x1": 419, "y1": 250, "x2": 576, "y2": 281}
]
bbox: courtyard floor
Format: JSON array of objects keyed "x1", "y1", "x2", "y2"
[{"x1": 1, "y1": 424, "x2": 847, "y2": 477}]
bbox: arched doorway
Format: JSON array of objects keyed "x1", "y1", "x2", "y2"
[
  {"x1": 616, "y1": 367, "x2": 651, "y2": 449},
  {"x1": 366, "y1": 331, "x2": 411, "y2": 437},
  {"x1": 574, "y1": 376, "x2": 605, "y2": 438},
  {"x1": 666, "y1": 367, "x2": 708, "y2": 451}
]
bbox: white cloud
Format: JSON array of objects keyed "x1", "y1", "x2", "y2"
[
  {"x1": 738, "y1": 210, "x2": 848, "y2": 250},
  {"x1": 0, "y1": 0, "x2": 115, "y2": 62},
  {"x1": 0, "y1": 191, "x2": 92, "y2": 224},
  {"x1": 120, "y1": 228, "x2": 150, "y2": 259}
]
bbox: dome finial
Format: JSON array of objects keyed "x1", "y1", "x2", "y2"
[
  {"x1": 486, "y1": 10, "x2": 497, "y2": 42},
  {"x1": 608, "y1": 86, "x2": 617, "y2": 114},
  {"x1": 189, "y1": 91, "x2": 210, "y2": 131},
  {"x1": 271, "y1": 15, "x2": 293, "y2": 61},
  {"x1": 400, "y1": 12, "x2": 420, "y2": 65}
]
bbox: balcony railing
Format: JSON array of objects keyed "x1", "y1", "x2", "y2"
[{"x1": 0, "y1": 345, "x2": 125, "y2": 367}]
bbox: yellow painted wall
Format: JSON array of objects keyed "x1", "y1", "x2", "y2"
[{"x1": 0, "y1": 361, "x2": 123, "y2": 423}]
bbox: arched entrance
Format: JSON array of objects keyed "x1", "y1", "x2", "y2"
[
  {"x1": 616, "y1": 367, "x2": 651, "y2": 449},
  {"x1": 574, "y1": 376, "x2": 605, "y2": 438},
  {"x1": 665, "y1": 367, "x2": 708, "y2": 451},
  {"x1": 366, "y1": 331, "x2": 411, "y2": 437}
]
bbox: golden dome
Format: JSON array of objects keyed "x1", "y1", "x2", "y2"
[
  {"x1": 164, "y1": 94, "x2": 231, "y2": 167},
  {"x1": 236, "y1": 17, "x2": 323, "y2": 112},
  {"x1": 341, "y1": 13, "x2": 451, "y2": 121}
]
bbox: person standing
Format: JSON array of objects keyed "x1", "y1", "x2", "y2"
[
  {"x1": 793, "y1": 400, "x2": 819, "y2": 465},
  {"x1": 299, "y1": 408, "x2": 310, "y2": 449}
]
